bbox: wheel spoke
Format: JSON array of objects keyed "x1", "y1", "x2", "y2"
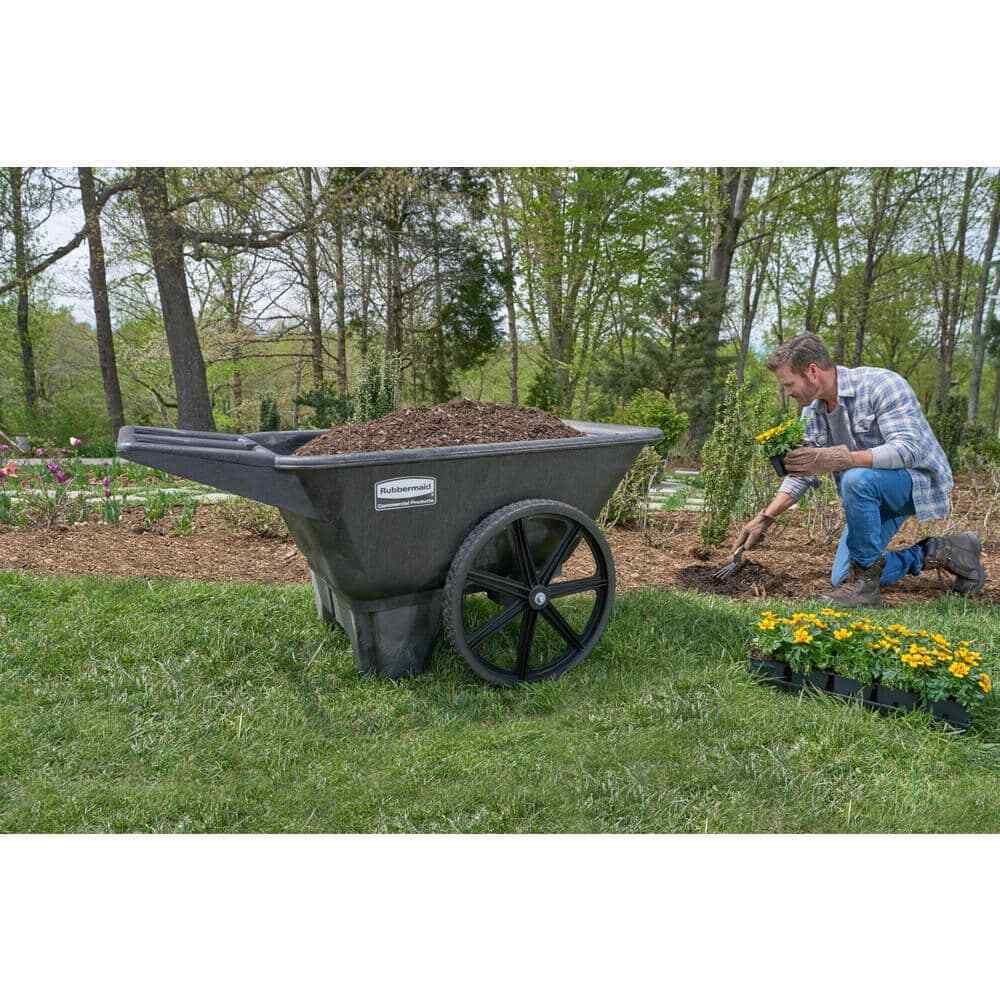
[
  {"x1": 510, "y1": 519, "x2": 538, "y2": 586},
  {"x1": 517, "y1": 609, "x2": 538, "y2": 679},
  {"x1": 467, "y1": 601, "x2": 526, "y2": 649},
  {"x1": 548, "y1": 574, "x2": 607, "y2": 598},
  {"x1": 541, "y1": 603, "x2": 583, "y2": 651},
  {"x1": 466, "y1": 569, "x2": 530, "y2": 600},
  {"x1": 540, "y1": 523, "x2": 581, "y2": 585}
]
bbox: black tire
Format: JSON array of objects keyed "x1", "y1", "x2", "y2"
[{"x1": 443, "y1": 499, "x2": 615, "y2": 685}]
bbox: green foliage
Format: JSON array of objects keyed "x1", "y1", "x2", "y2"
[
  {"x1": 754, "y1": 416, "x2": 805, "y2": 459},
  {"x1": 598, "y1": 446, "x2": 661, "y2": 530},
  {"x1": 353, "y1": 348, "x2": 402, "y2": 424},
  {"x1": 957, "y1": 423, "x2": 1000, "y2": 471},
  {"x1": 752, "y1": 608, "x2": 993, "y2": 714},
  {"x1": 930, "y1": 393, "x2": 967, "y2": 471},
  {"x1": 258, "y1": 397, "x2": 280, "y2": 432},
  {"x1": 77, "y1": 437, "x2": 118, "y2": 458},
  {"x1": 700, "y1": 372, "x2": 764, "y2": 547},
  {"x1": 616, "y1": 390, "x2": 689, "y2": 457},
  {"x1": 141, "y1": 490, "x2": 174, "y2": 529},
  {"x1": 173, "y1": 498, "x2": 199, "y2": 536},
  {"x1": 218, "y1": 497, "x2": 291, "y2": 541},
  {"x1": 294, "y1": 382, "x2": 354, "y2": 428},
  {"x1": 525, "y1": 356, "x2": 564, "y2": 414}
]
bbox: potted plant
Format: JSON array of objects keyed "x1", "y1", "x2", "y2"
[
  {"x1": 749, "y1": 609, "x2": 991, "y2": 730},
  {"x1": 755, "y1": 417, "x2": 806, "y2": 476}
]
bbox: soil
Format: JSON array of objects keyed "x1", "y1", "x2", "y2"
[
  {"x1": 293, "y1": 398, "x2": 584, "y2": 457},
  {"x1": 3, "y1": 500, "x2": 997, "y2": 607}
]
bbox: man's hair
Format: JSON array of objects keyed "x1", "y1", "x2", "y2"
[{"x1": 765, "y1": 334, "x2": 834, "y2": 374}]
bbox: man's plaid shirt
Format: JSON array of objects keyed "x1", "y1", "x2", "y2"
[{"x1": 778, "y1": 365, "x2": 953, "y2": 522}]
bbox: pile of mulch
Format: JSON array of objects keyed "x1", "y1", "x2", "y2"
[{"x1": 293, "y1": 398, "x2": 583, "y2": 457}]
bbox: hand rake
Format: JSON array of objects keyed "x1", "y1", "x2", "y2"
[{"x1": 712, "y1": 543, "x2": 748, "y2": 582}]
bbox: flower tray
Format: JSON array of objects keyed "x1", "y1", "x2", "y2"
[
  {"x1": 748, "y1": 656, "x2": 971, "y2": 731},
  {"x1": 770, "y1": 454, "x2": 788, "y2": 477}
]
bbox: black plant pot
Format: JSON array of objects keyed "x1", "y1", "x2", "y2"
[
  {"x1": 770, "y1": 453, "x2": 788, "y2": 477},
  {"x1": 746, "y1": 657, "x2": 971, "y2": 731},
  {"x1": 874, "y1": 684, "x2": 919, "y2": 712},
  {"x1": 748, "y1": 656, "x2": 803, "y2": 689},
  {"x1": 806, "y1": 669, "x2": 835, "y2": 693},
  {"x1": 831, "y1": 674, "x2": 864, "y2": 699},
  {"x1": 928, "y1": 698, "x2": 972, "y2": 731}
]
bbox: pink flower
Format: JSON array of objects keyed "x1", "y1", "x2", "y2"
[
  {"x1": 35, "y1": 448, "x2": 45, "y2": 457},
  {"x1": 69, "y1": 436, "x2": 82, "y2": 448},
  {"x1": 0, "y1": 461, "x2": 17, "y2": 480},
  {"x1": 46, "y1": 460, "x2": 68, "y2": 485}
]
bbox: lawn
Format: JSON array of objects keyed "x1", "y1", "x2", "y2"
[{"x1": 2, "y1": 571, "x2": 999, "y2": 833}]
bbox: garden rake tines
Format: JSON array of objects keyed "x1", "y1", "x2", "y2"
[{"x1": 712, "y1": 543, "x2": 748, "y2": 582}]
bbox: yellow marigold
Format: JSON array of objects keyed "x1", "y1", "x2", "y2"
[
  {"x1": 980, "y1": 674, "x2": 992, "y2": 695},
  {"x1": 792, "y1": 628, "x2": 812, "y2": 644},
  {"x1": 949, "y1": 661, "x2": 972, "y2": 679},
  {"x1": 757, "y1": 620, "x2": 778, "y2": 631},
  {"x1": 833, "y1": 628, "x2": 853, "y2": 640},
  {"x1": 930, "y1": 633, "x2": 949, "y2": 647}
]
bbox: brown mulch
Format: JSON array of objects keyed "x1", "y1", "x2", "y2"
[
  {"x1": 2, "y1": 496, "x2": 997, "y2": 607},
  {"x1": 293, "y1": 398, "x2": 584, "y2": 456}
]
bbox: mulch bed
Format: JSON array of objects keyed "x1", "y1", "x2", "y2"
[
  {"x1": 2, "y1": 503, "x2": 996, "y2": 606},
  {"x1": 293, "y1": 398, "x2": 584, "y2": 456}
]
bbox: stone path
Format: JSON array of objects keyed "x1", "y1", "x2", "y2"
[{"x1": 645, "y1": 468, "x2": 704, "y2": 513}]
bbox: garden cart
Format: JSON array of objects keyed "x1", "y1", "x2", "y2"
[{"x1": 117, "y1": 419, "x2": 662, "y2": 685}]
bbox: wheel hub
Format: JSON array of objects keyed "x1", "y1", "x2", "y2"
[{"x1": 529, "y1": 586, "x2": 548, "y2": 608}]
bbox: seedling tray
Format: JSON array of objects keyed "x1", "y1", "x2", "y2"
[{"x1": 748, "y1": 656, "x2": 971, "y2": 731}]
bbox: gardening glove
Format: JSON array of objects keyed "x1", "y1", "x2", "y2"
[
  {"x1": 733, "y1": 512, "x2": 774, "y2": 555},
  {"x1": 784, "y1": 445, "x2": 853, "y2": 475}
]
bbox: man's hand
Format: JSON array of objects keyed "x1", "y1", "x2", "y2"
[
  {"x1": 784, "y1": 445, "x2": 853, "y2": 475},
  {"x1": 733, "y1": 513, "x2": 774, "y2": 555}
]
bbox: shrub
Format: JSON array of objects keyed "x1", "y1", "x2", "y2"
[
  {"x1": 295, "y1": 382, "x2": 354, "y2": 428},
  {"x1": 957, "y1": 423, "x2": 1000, "y2": 471},
  {"x1": 218, "y1": 498, "x2": 290, "y2": 541},
  {"x1": 598, "y1": 446, "x2": 661, "y2": 530},
  {"x1": 930, "y1": 393, "x2": 966, "y2": 470},
  {"x1": 699, "y1": 372, "x2": 763, "y2": 547},
  {"x1": 353, "y1": 348, "x2": 402, "y2": 424},
  {"x1": 616, "y1": 390, "x2": 689, "y2": 458},
  {"x1": 258, "y1": 397, "x2": 281, "y2": 432}
]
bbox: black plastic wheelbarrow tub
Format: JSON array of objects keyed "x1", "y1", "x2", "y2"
[{"x1": 118, "y1": 419, "x2": 662, "y2": 682}]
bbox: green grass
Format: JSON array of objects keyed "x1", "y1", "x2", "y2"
[{"x1": 2, "y1": 571, "x2": 999, "y2": 832}]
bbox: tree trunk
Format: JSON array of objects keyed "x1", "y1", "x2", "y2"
[
  {"x1": 495, "y1": 171, "x2": 519, "y2": 404},
  {"x1": 689, "y1": 167, "x2": 757, "y2": 445},
  {"x1": 8, "y1": 168, "x2": 36, "y2": 411},
  {"x1": 78, "y1": 167, "x2": 126, "y2": 437},
  {"x1": 302, "y1": 168, "x2": 324, "y2": 387},
  {"x1": 334, "y1": 212, "x2": 348, "y2": 396},
  {"x1": 935, "y1": 167, "x2": 975, "y2": 411},
  {"x1": 803, "y1": 236, "x2": 823, "y2": 333},
  {"x1": 968, "y1": 177, "x2": 1000, "y2": 423},
  {"x1": 134, "y1": 167, "x2": 215, "y2": 430}
]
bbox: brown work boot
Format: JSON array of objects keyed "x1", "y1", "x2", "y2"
[
  {"x1": 920, "y1": 532, "x2": 987, "y2": 595},
  {"x1": 819, "y1": 556, "x2": 885, "y2": 608}
]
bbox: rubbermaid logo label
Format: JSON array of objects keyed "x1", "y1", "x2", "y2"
[{"x1": 375, "y1": 477, "x2": 437, "y2": 510}]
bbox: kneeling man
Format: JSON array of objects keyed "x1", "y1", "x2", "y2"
[{"x1": 734, "y1": 334, "x2": 986, "y2": 607}]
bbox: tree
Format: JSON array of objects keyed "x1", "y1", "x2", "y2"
[
  {"x1": 968, "y1": 172, "x2": 1000, "y2": 423},
  {"x1": 78, "y1": 167, "x2": 126, "y2": 436}
]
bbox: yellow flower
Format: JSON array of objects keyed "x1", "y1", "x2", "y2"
[
  {"x1": 833, "y1": 628, "x2": 853, "y2": 640},
  {"x1": 949, "y1": 661, "x2": 971, "y2": 679},
  {"x1": 792, "y1": 628, "x2": 812, "y2": 644},
  {"x1": 979, "y1": 673, "x2": 992, "y2": 695},
  {"x1": 930, "y1": 633, "x2": 949, "y2": 648}
]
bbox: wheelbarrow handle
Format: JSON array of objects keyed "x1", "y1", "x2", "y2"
[{"x1": 116, "y1": 425, "x2": 319, "y2": 518}]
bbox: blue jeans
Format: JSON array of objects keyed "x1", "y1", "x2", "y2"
[{"x1": 830, "y1": 468, "x2": 925, "y2": 587}]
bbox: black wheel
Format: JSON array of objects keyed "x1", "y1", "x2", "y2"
[{"x1": 443, "y1": 499, "x2": 615, "y2": 685}]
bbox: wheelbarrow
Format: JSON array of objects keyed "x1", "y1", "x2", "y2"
[{"x1": 117, "y1": 419, "x2": 662, "y2": 685}]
